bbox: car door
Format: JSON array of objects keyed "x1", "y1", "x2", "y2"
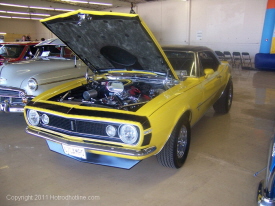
[{"x1": 198, "y1": 51, "x2": 222, "y2": 113}]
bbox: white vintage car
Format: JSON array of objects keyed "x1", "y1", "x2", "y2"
[{"x1": 0, "y1": 38, "x2": 89, "y2": 112}]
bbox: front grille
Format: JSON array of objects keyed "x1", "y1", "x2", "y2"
[
  {"x1": 0, "y1": 89, "x2": 20, "y2": 97},
  {"x1": 46, "y1": 115, "x2": 71, "y2": 131},
  {"x1": 0, "y1": 96, "x2": 22, "y2": 103},
  {"x1": 40, "y1": 113, "x2": 123, "y2": 143}
]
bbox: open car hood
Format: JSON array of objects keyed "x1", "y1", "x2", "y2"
[{"x1": 41, "y1": 10, "x2": 177, "y2": 79}]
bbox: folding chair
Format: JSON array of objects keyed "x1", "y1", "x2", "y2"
[
  {"x1": 223, "y1": 51, "x2": 233, "y2": 64},
  {"x1": 241, "y1": 52, "x2": 252, "y2": 67},
  {"x1": 215, "y1": 51, "x2": 225, "y2": 61},
  {"x1": 232, "y1": 52, "x2": 242, "y2": 68}
]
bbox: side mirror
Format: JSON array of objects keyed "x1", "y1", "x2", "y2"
[
  {"x1": 204, "y1": 68, "x2": 214, "y2": 78},
  {"x1": 178, "y1": 70, "x2": 188, "y2": 81}
]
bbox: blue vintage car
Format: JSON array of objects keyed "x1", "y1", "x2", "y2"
[{"x1": 257, "y1": 134, "x2": 275, "y2": 205}]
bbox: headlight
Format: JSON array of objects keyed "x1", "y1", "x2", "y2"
[
  {"x1": 27, "y1": 109, "x2": 40, "y2": 126},
  {"x1": 106, "y1": 125, "x2": 117, "y2": 137},
  {"x1": 118, "y1": 124, "x2": 139, "y2": 145},
  {"x1": 0, "y1": 77, "x2": 7, "y2": 84},
  {"x1": 28, "y1": 78, "x2": 38, "y2": 91},
  {"x1": 41, "y1": 114, "x2": 49, "y2": 125}
]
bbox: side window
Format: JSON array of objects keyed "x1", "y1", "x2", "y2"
[
  {"x1": 29, "y1": 46, "x2": 38, "y2": 57},
  {"x1": 24, "y1": 46, "x2": 37, "y2": 59},
  {"x1": 198, "y1": 51, "x2": 219, "y2": 72}
]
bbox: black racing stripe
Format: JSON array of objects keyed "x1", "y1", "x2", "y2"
[
  {"x1": 27, "y1": 101, "x2": 71, "y2": 114},
  {"x1": 28, "y1": 101, "x2": 151, "y2": 129}
]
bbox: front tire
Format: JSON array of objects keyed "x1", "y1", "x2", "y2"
[
  {"x1": 157, "y1": 118, "x2": 191, "y2": 168},
  {"x1": 213, "y1": 79, "x2": 233, "y2": 114}
]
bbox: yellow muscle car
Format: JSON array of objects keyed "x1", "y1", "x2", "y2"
[{"x1": 24, "y1": 10, "x2": 233, "y2": 169}]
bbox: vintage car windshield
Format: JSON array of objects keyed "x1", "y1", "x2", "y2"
[
  {"x1": 165, "y1": 51, "x2": 196, "y2": 77},
  {"x1": 34, "y1": 45, "x2": 75, "y2": 59},
  {"x1": 0, "y1": 45, "x2": 25, "y2": 58}
]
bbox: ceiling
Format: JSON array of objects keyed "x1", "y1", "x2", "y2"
[
  {"x1": 43, "y1": 0, "x2": 153, "y2": 10},
  {"x1": 0, "y1": 0, "x2": 157, "y2": 20},
  {"x1": 42, "y1": 0, "x2": 137, "y2": 10}
]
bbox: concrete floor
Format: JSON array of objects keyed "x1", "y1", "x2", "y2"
[{"x1": 1, "y1": 67, "x2": 275, "y2": 206}]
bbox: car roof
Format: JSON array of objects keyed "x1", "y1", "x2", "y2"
[
  {"x1": 162, "y1": 45, "x2": 213, "y2": 52},
  {"x1": 0, "y1": 41, "x2": 40, "y2": 46},
  {"x1": 35, "y1": 38, "x2": 65, "y2": 47}
]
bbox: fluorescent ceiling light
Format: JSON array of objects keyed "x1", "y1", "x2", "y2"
[
  {"x1": 0, "y1": 3, "x2": 75, "y2": 12},
  {"x1": 62, "y1": 0, "x2": 88, "y2": 3},
  {"x1": 11, "y1": 16, "x2": 30, "y2": 19},
  {"x1": 0, "y1": 10, "x2": 50, "y2": 16},
  {"x1": 30, "y1": 17, "x2": 43, "y2": 20},
  {"x1": 0, "y1": 32, "x2": 7, "y2": 35},
  {"x1": 0, "y1": 3, "x2": 28, "y2": 8},
  {"x1": 53, "y1": 8, "x2": 74, "y2": 12},
  {"x1": 0, "y1": 15, "x2": 10, "y2": 18},
  {"x1": 12, "y1": 16, "x2": 42, "y2": 20},
  {"x1": 29, "y1": 6, "x2": 54, "y2": 10},
  {"x1": 0, "y1": 15, "x2": 42, "y2": 20},
  {"x1": 89, "y1": 2, "x2": 112, "y2": 6},
  {"x1": 61, "y1": 0, "x2": 112, "y2": 6}
]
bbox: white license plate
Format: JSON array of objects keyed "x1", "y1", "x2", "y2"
[
  {"x1": 62, "y1": 144, "x2": 86, "y2": 159},
  {"x1": 10, "y1": 108, "x2": 24, "y2": 112}
]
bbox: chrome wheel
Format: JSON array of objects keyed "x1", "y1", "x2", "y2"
[
  {"x1": 227, "y1": 83, "x2": 233, "y2": 108},
  {"x1": 177, "y1": 125, "x2": 188, "y2": 158},
  {"x1": 157, "y1": 117, "x2": 191, "y2": 168}
]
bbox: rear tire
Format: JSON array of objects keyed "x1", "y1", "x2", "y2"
[
  {"x1": 157, "y1": 118, "x2": 191, "y2": 168},
  {"x1": 213, "y1": 79, "x2": 233, "y2": 114}
]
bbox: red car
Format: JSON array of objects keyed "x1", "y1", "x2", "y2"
[{"x1": 0, "y1": 41, "x2": 40, "y2": 65}]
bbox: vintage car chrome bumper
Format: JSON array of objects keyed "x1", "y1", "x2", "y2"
[
  {"x1": 257, "y1": 135, "x2": 275, "y2": 206},
  {"x1": 0, "y1": 86, "x2": 32, "y2": 113},
  {"x1": 0, "y1": 100, "x2": 25, "y2": 113},
  {"x1": 258, "y1": 180, "x2": 275, "y2": 206},
  {"x1": 26, "y1": 127, "x2": 157, "y2": 157}
]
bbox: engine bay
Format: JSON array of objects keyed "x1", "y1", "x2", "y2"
[{"x1": 50, "y1": 72, "x2": 179, "y2": 111}]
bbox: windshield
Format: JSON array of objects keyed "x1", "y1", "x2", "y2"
[
  {"x1": 34, "y1": 45, "x2": 75, "y2": 59},
  {"x1": 164, "y1": 51, "x2": 196, "y2": 77},
  {"x1": 0, "y1": 45, "x2": 25, "y2": 58}
]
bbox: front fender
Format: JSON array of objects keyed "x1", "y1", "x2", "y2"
[
  {"x1": 21, "y1": 64, "x2": 89, "y2": 97},
  {"x1": 139, "y1": 79, "x2": 202, "y2": 153}
]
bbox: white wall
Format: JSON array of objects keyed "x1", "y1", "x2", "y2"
[
  {"x1": 106, "y1": 0, "x2": 267, "y2": 60},
  {"x1": 33, "y1": 21, "x2": 56, "y2": 40},
  {"x1": 189, "y1": 0, "x2": 267, "y2": 59},
  {"x1": 0, "y1": 18, "x2": 56, "y2": 41},
  {"x1": 106, "y1": 2, "x2": 190, "y2": 45},
  {"x1": 0, "y1": 0, "x2": 268, "y2": 60}
]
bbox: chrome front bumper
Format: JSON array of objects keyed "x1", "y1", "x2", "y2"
[
  {"x1": 257, "y1": 135, "x2": 275, "y2": 206},
  {"x1": 258, "y1": 180, "x2": 275, "y2": 206},
  {"x1": 26, "y1": 127, "x2": 156, "y2": 157},
  {"x1": 0, "y1": 86, "x2": 30, "y2": 113},
  {"x1": 0, "y1": 100, "x2": 25, "y2": 113}
]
